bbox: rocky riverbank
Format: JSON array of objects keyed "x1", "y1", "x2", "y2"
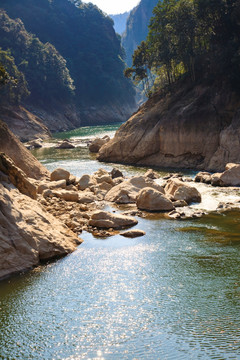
[
  {"x1": 1, "y1": 120, "x2": 240, "y2": 281},
  {"x1": 0, "y1": 121, "x2": 79, "y2": 280}
]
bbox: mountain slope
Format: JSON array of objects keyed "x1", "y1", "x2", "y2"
[
  {"x1": 0, "y1": 0, "x2": 136, "y2": 133},
  {"x1": 122, "y1": 0, "x2": 158, "y2": 66},
  {"x1": 110, "y1": 12, "x2": 130, "y2": 35}
]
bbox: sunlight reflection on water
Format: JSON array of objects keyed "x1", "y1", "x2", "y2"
[{"x1": 1, "y1": 125, "x2": 240, "y2": 360}]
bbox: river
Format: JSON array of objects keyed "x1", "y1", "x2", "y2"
[{"x1": 0, "y1": 124, "x2": 240, "y2": 359}]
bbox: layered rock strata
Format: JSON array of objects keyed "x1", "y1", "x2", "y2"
[
  {"x1": 0, "y1": 120, "x2": 49, "y2": 179},
  {"x1": 98, "y1": 84, "x2": 240, "y2": 172}
]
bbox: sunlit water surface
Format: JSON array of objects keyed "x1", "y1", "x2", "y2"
[{"x1": 1, "y1": 124, "x2": 240, "y2": 360}]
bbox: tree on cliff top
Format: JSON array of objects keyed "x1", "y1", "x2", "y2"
[{"x1": 125, "y1": 0, "x2": 240, "y2": 95}]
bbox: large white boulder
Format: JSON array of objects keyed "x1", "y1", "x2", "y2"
[
  {"x1": 165, "y1": 178, "x2": 201, "y2": 204},
  {"x1": 136, "y1": 187, "x2": 175, "y2": 211},
  {"x1": 50, "y1": 168, "x2": 70, "y2": 182},
  {"x1": 219, "y1": 163, "x2": 240, "y2": 186}
]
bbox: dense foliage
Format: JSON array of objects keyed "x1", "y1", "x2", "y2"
[
  {"x1": 125, "y1": 0, "x2": 240, "y2": 95},
  {"x1": 0, "y1": 49, "x2": 29, "y2": 104},
  {"x1": 0, "y1": 10, "x2": 74, "y2": 106},
  {"x1": 0, "y1": 0, "x2": 135, "y2": 106}
]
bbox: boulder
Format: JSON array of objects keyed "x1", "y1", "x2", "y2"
[
  {"x1": 173, "y1": 200, "x2": 188, "y2": 207},
  {"x1": 211, "y1": 173, "x2": 225, "y2": 186},
  {"x1": 50, "y1": 168, "x2": 70, "y2": 182},
  {"x1": 38, "y1": 179, "x2": 66, "y2": 194},
  {"x1": 195, "y1": 171, "x2": 212, "y2": 184},
  {"x1": 89, "y1": 136, "x2": 110, "y2": 153},
  {"x1": 89, "y1": 210, "x2": 138, "y2": 229},
  {"x1": 219, "y1": 163, "x2": 240, "y2": 186},
  {"x1": 68, "y1": 174, "x2": 77, "y2": 185},
  {"x1": 94, "y1": 168, "x2": 109, "y2": 177},
  {"x1": 94, "y1": 174, "x2": 114, "y2": 186},
  {"x1": 57, "y1": 141, "x2": 75, "y2": 149},
  {"x1": 165, "y1": 178, "x2": 201, "y2": 204},
  {"x1": 0, "y1": 153, "x2": 37, "y2": 199},
  {"x1": 105, "y1": 175, "x2": 165, "y2": 204},
  {"x1": 136, "y1": 187, "x2": 175, "y2": 211},
  {"x1": 43, "y1": 189, "x2": 79, "y2": 202},
  {"x1": 120, "y1": 229, "x2": 146, "y2": 238},
  {"x1": 78, "y1": 174, "x2": 96, "y2": 191},
  {"x1": 144, "y1": 169, "x2": 159, "y2": 179},
  {"x1": 78, "y1": 192, "x2": 96, "y2": 204},
  {"x1": 0, "y1": 182, "x2": 80, "y2": 280},
  {"x1": 111, "y1": 168, "x2": 124, "y2": 179}
]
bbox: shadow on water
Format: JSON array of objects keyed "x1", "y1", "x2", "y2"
[{"x1": 178, "y1": 210, "x2": 240, "y2": 245}]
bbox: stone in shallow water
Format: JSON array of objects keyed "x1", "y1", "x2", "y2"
[
  {"x1": 165, "y1": 178, "x2": 201, "y2": 204},
  {"x1": 89, "y1": 210, "x2": 138, "y2": 229},
  {"x1": 136, "y1": 187, "x2": 174, "y2": 212},
  {"x1": 120, "y1": 229, "x2": 146, "y2": 238},
  {"x1": 57, "y1": 141, "x2": 75, "y2": 149}
]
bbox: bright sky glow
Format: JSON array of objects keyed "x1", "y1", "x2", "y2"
[{"x1": 82, "y1": 0, "x2": 140, "y2": 14}]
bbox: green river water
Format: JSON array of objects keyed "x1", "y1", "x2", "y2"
[{"x1": 0, "y1": 124, "x2": 240, "y2": 359}]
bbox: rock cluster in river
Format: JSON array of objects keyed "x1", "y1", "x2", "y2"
[
  {"x1": 195, "y1": 163, "x2": 240, "y2": 187},
  {"x1": 2, "y1": 119, "x2": 240, "y2": 281}
]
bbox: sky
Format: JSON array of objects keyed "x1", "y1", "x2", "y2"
[{"x1": 82, "y1": 0, "x2": 140, "y2": 14}]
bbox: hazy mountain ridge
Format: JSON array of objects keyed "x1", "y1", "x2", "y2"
[
  {"x1": 122, "y1": 0, "x2": 158, "y2": 66},
  {"x1": 110, "y1": 11, "x2": 130, "y2": 35}
]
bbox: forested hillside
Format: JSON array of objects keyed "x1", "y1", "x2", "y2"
[
  {"x1": 0, "y1": 11, "x2": 74, "y2": 106},
  {"x1": 122, "y1": 0, "x2": 158, "y2": 66},
  {"x1": 0, "y1": 0, "x2": 136, "y2": 133}
]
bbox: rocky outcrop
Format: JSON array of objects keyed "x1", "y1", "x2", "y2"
[
  {"x1": 0, "y1": 120, "x2": 49, "y2": 179},
  {"x1": 98, "y1": 84, "x2": 240, "y2": 172},
  {"x1": 0, "y1": 181, "x2": 80, "y2": 280},
  {"x1": 0, "y1": 153, "x2": 37, "y2": 199},
  {"x1": 0, "y1": 122, "x2": 82, "y2": 280}
]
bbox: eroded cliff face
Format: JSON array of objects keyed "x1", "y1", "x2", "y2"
[
  {"x1": 0, "y1": 105, "x2": 51, "y2": 142},
  {"x1": 0, "y1": 120, "x2": 49, "y2": 179},
  {"x1": 98, "y1": 84, "x2": 240, "y2": 172}
]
